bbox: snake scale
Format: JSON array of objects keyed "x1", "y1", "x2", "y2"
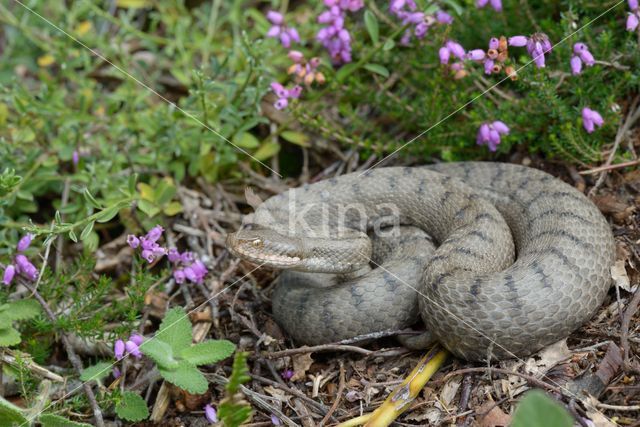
[{"x1": 227, "y1": 162, "x2": 615, "y2": 361}]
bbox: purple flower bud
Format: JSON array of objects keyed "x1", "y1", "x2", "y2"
[
  {"x1": 266, "y1": 25, "x2": 281, "y2": 38},
  {"x1": 318, "y1": 10, "x2": 333, "y2": 24},
  {"x1": 279, "y1": 31, "x2": 291, "y2": 48},
  {"x1": 167, "y1": 248, "x2": 181, "y2": 263},
  {"x1": 281, "y1": 369, "x2": 294, "y2": 380},
  {"x1": 533, "y1": 52, "x2": 546, "y2": 67},
  {"x1": 271, "y1": 415, "x2": 282, "y2": 426},
  {"x1": 184, "y1": 267, "x2": 197, "y2": 283},
  {"x1": 288, "y1": 50, "x2": 304, "y2": 62},
  {"x1": 627, "y1": 13, "x2": 639, "y2": 31},
  {"x1": 439, "y1": 47, "x2": 451, "y2": 64},
  {"x1": 127, "y1": 235, "x2": 140, "y2": 249},
  {"x1": 476, "y1": 0, "x2": 489, "y2": 6},
  {"x1": 489, "y1": 37, "x2": 500, "y2": 50},
  {"x1": 467, "y1": 49, "x2": 486, "y2": 61},
  {"x1": 488, "y1": 130, "x2": 501, "y2": 151},
  {"x1": 477, "y1": 123, "x2": 490, "y2": 144},
  {"x1": 113, "y1": 367, "x2": 121, "y2": 378},
  {"x1": 125, "y1": 340, "x2": 142, "y2": 358},
  {"x1": 17, "y1": 234, "x2": 33, "y2": 252},
  {"x1": 484, "y1": 59, "x2": 495, "y2": 74},
  {"x1": 173, "y1": 269, "x2": 186, "y2": 284},
  {"x1": 630, "y1": 0, "x2": 638, "y2": 10},
  {"x1": 573, "y1": 42, "x2": 587, "y2": 54},
  {"x1": 129, "y1": 333, "x2": 144, "y2": 346},
  {"x1": 266, "y1": 11, "x2": 284, "y2": 25},
  {"x1": 490, "y1": 0, "x2": 502, "y2": 11},
  {"x1": 204, "y1": 404, "x2": 218, "y2": 423},
  {"x1": 414, "y1": 22, "x2": 429, "y2": 38},
  {"x1": 579, "y1": 49, "x2": 595, "y2": 66},
  {"x1": 145, "y1": 225, "x2": 164, "y2": 243},
  {"x1": 508, "y1": 36, "x2": 528, "y2": 47},
  {"x1": 450, "y1": 62, "x2": 464, "y2": 72},
  {"x1": 191, "y1": 260, "x2": 208, "y2": 277},
  {"x1": 72, "y1": 150, "x2": 80, "y2": 166},
  {"x1": 436, "y1": 11, "x2": 453, "y2": 24},
  {"x1": 3, "y1": 265, "x2": 15, "y2": 286},
  {"x1": 288, "y1": 28, "x2": 300, "y2": 43},
  {"x1": 445, "y1": 41, "x2": 466, "y2": 59},
  {"x1": 14, "y1": 255, "x2": 37, "y2": 281},
  {"x1": 582, "y1": 107, "x2": 604, "y2": 133},
  {"x1": 492, "y1": 121, "x2": 510, "y2": 135},
  {"x1": 114, "y1": 339, "x2": 125, "y2": 360},
  {"x1": 141, "y1": 249, "x2": 155, "y2": 263},
  {"x1": 570, "y1": 56, "x2": 582, "y2": 75}
]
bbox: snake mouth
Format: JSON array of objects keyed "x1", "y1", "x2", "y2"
[{"x1": 226, "y1": 230, "x2": 303, "y2": 268}]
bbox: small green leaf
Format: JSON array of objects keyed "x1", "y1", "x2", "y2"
[
  {"x1": 137, "y1": 200, "x2": 160, "y2": 218},
  {"x1": 364, "y1": 10, "x2": 379, "y2": 44},
  {"x1": 115, "y1": 391, "x2": 149, "y2": 422},
  {"x1": 0, "y1": 328, "x2": 21, "y2": 347},
  {"x1": 128, "y1": 173, "x2": 138, "y2": 195},
  {"x1": 383, "y1": 39, "x2": 395, "y2": 51},
  {"x1": 80, "y1": 361, "x2": 112, "y2": 382},
  {"x1": 82, "y1": 188, "x2": 102, "y2": 209},
  {"x1": 68, "y1": 230, "x2": 78, "y2": 243},
  {"x1": 154, "y1": 178, "x2": 177, "y2": 206},
  {"x1": 512, "y1": 390, "x2": 573, "y2": 427},
  {"x1": 336, "y1": 63, "x2": 359, "y2": 82},
  {"x1": 0, "y1": 299, "x2": 40, "y2": 322},
  {"x1": 163, "y1": 201, "x2": 183, "y2": 216},
  {"x1": 96, "y1": 206, "x2": 119, "y2": 223},
  {"x1": 441, "y1": 0, "x2": 463, "y2": 15},
  {"x1": 232, "y1": 132, "x2": 260, "y2": 149},
  {"x1": 159, "y1": 361, "x2": 208, "y2": 394},
  {"x1": 226, "y1": 352, "x2": 251, "y2": 394},
  {"x1": 364, "y1": 63, "x2": 389, "y2": 78},
  {"x1": 39, "y1": 413, "x2": 93, "y2": 427},
  {"x1": 280, "y1": 131, "x2": 309, "y2": 147},
  {"x1": 253, "y1": 142, "x2": 280, "y2": 161},
  {"x1": 80, "y1": 221, "x2": 94, "y2": 241},
  {"x1": 54, "y1": 210, "x2": 62, "y2": 225},
  {"x1": 140, "y1": 339, "x2": 179, "y2": 370},
  {"x1": 157, "y1": 307, "x2": 193, "y2": 353},
  {"x1": 180, "y1": 340, "x2": 236, "y2": 366},
  {"x1": 0, "y1": 396, "x2": 27, "y2": 425}
]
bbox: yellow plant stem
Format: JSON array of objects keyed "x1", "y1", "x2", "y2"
[{"x1": 337, "y1": 345, "x2": 449, "y2": 427}]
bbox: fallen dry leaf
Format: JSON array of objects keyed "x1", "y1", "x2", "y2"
[
  {"x1": 611, "y1": 260, "x2": 631, "y2": 292},
  {"x1": 476, "y1": 401, "x2": 511, "y2": 427},
  {"x1": 583, "y1": 395, "x2": 617, "y2": 427},
  {"x1": 524, "y1": 339, "x2": 571, "y2": 376},
  {"x1": 291, "y1": 352, "x2": 314, "y2": 381}
]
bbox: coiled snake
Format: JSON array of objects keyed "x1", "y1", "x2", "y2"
[{"x1": 226, "y1": 163, "x2": 615, "y2": 361}]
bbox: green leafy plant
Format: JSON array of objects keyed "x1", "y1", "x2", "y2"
[
  {"x1": 0, "y1": 299, "x2": 41, "y2": 346},
  {"x1": 218, "y1": 351, "x2": 253, "y2": 427},
  {"x1": 114, "y1": 391, "x2": 150, "y2": 422},
  {"x1": 0, "y1": 396, "x2": 92, "y2": 427},
  {"x1": 512, "y1": 390, "x2": 573, "y2": 427},
  {"x1": 140, "y1": 307, "x2": 236, "y2": 394}
]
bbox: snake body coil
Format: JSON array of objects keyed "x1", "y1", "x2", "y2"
[{"x1": 227, "y1": 163, "x2": 615, "y2": 361}]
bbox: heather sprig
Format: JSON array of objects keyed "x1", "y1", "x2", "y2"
[
  {"x1": 266, "y1": 11, "x2": 300, "y2": 48},
  {"x1": 3, "y1": 234, "x2": 38, "y2": 286}
]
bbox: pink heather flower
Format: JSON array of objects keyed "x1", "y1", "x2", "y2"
[
  {"x1": 570, "y1": 56, "x2": 582, "y2": 75},
  {"x1": 271, "y1": 415, "x2": 282, "y2": 426},
  {"x1": 484, "y1": 59, "x2": 495, "y2": 74},
  {"x1": 489, "y1": 37, "x2": 500, "y2": 50},
  {"x1": 582, "y1": 108, "x2": 604, "y2": 133},
  {"x1": 3, "y1": 265, "x2": 15, "y2": 286},
  {"x1": 72, "y1": 150, "x2": 80, "y2": 166},
  {"x1": 445, "y1": 40, "x2": 466, "y2": 59},
  {"x1": 266, "y1": 11, "x2": 300, "y2": 48},
  {"x1": 113, "y1": 367, "x2": 121, "y2": 378},
  {"x1": 127, "y1": 235, "x2": 140, "y2": 249},
  {"x1": 167, "y1": 248, "x2": 181, "y2": 263},
  {"x1": 627, "y1": 14, "x2": 639, "y2": 31},
  {"x1": 204, "y1": 404, "x2": 218, "y2": 423},
  {"x1": 16, "y1": 234, "x2": 33, "y2": 252},
  {"x1": 508, "y1": 35, "x2": 528, "y2": 47},
  {"x1": 146, "y1": 225, "x2": 164, "y2": 243},
  {"x1": 114, "y1": 339, "x2": 125, "y2": 360},
  {"x1": 435, "y1": 10, "x2": 453, "y2": 24},
  {"x1": 630, "y1": 0, "x2": 639, "y2": 10},
  {"x1": 288, "y1": 50, "x2": 304, "y2": 62},
  {"x1": 439, "y1": 47, "x2": 451, "y2": 64},
  {"x1": 271, "y1": 82, "x2": 303, "y2": 110},
  {"x1": 125, "y1": 340, "x2": 142, "y2": 358},
  {"x1": 467, "y1": 49, "x2": 486, "y2": 61},
  {"x1": 477, "y1": 121, "x2": 510, "y2": 151},
  {"x1": 129, "y1": 333, "x2": 144, "y2": 346},
  {"x1": 477, "y1": 0, "x2": 502, "y2": 12},
  {"x1": 173, "y1": 269, "x2": 186, "y2": 284},
  {"x1": 281, "y1": 369, "x2": 294, "y2": 380},
  {"x1": 14, "y1": 254, "x2": 37, "y2": 281}
]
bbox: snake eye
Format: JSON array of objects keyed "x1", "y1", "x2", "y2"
[{"x1": 251, "y1": 239, "x2": 262, "y2": 247}]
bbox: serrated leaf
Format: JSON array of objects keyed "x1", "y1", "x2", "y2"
[
  {"x1": 157, "y1": 307, "x2": 192, "y2": 353},
  {"x1": 82, "y1": 188, "x2": 102, "y2": 209},
  {"x1": 68, "y1": 230, "x2": 78, "y2": 243},
  {"x1": 280, "y1": 131, "x2": 309, "y2": 147},
  {"x1": 364, "y1": 63, "x2": 389, "y2": 78},
  {"x1": 39, "y1": 413, "x2": 93, "y2": 427},
  {"x1": 0, "y1": 396, "x2": 27, "y2": 426},
  {"x1": 0, "y1": 327, "x2": 22, "y2": 346},
  {"x1": 140, "y1": 339, "x2": 179, "y2": 370},
  {"x1": 253, "y1": 142, "x2": 280, "y2": 161},
  {"x1": 80, "y1": 361, "x2": 112, "y2": 382},
  {"x1": 159, "y1": 361, "x2": 208, "y2": 394},
  {"x1": 0, "y1": 299, "x2": 40, "y2": 322},
  {"x1": 80, "y1": 221, "x2": 94, "y2": 241},
  {"x1": 512, "y1": 390, "x2": 573, "y2": 427},
  {"x1": 226, "y1": 352, "x2": 251, "y2": 394},
  {"x1": 96, "y1": 207, "x2": 119, "y2": 223},
  {"x1": 364, "y1": 10, "x2": 379, "y2": 44},
  {"x1": 115, "y1": 391, "x2": 149, "y2": 422},
  {"x1": 180, "y1": 340, "x2": 235, "y2": 366},
  {"x1": 232, "y1": 132, "x2": 260, "y2": 149}
]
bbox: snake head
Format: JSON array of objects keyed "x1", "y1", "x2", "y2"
[{"x1": 226, "y1": 229, "x2": 304, "y2": 269}]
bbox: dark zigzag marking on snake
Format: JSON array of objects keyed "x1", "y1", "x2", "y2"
[
  {"x1": 530, "y1": 229, "x2": 593, "y2": 249},
  {"x1": 531, "y1": 260, "x2": 553, "y2": 289},
  {"x1": 528, "y1": 209, "x2": 593, "y2": 226},
  {"x1": 527, "y1": 190, "x2": 585, "y2": 207}
]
